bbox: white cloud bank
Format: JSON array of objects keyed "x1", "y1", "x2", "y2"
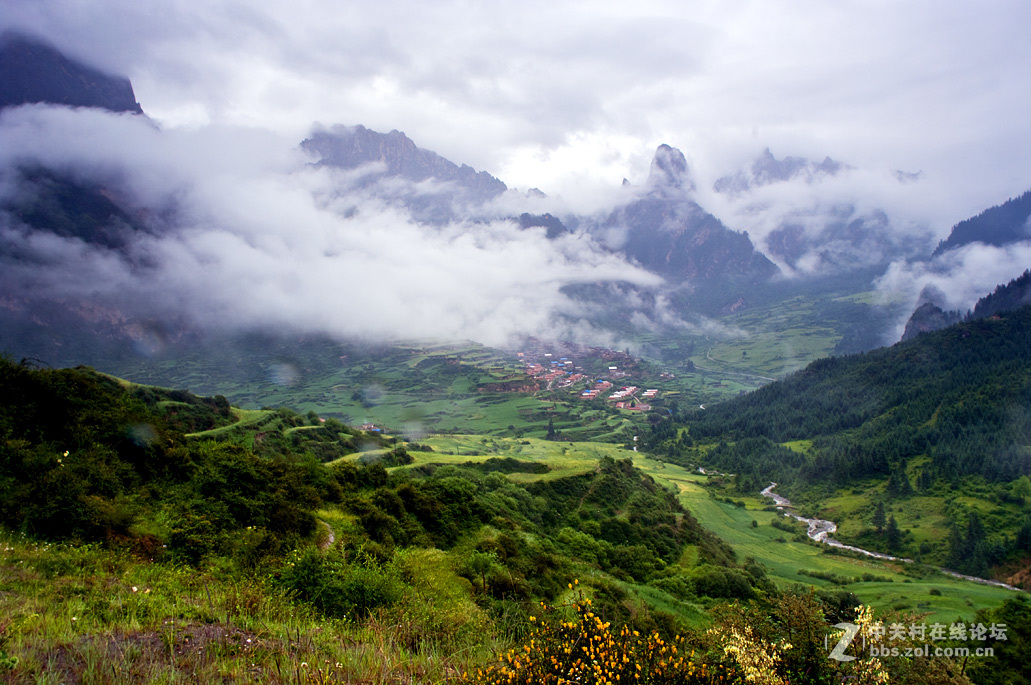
[
  {"x1": 0, "y1": 106, "x2": 660, "y2": 347},
  {"x1": 1, "y1": 0, "x2": 1027, "y2": 232}
]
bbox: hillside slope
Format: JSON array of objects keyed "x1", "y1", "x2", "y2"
[{"x1": 646, "y1": 304, "x2": 1031, "y2": 579}]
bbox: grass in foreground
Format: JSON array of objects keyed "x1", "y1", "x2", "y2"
[{"x1": 0, "y1": 531, "x2": 496, "y2": 684}]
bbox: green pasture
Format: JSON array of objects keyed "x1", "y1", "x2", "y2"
[
  {"x1": 629, "y1": 455, "x2": 1019, "y2": 622},
  {"x1": 397, "y1": 435, "x2": 634, "y2": 482},
  {"x1": 185, "y1": 407, "x2": 270, "y2": 439},
  {"x1": 348, "y1": 435, "x2": 1022, "y2": 622},
  {"x1": 338, "y1": 433, "x2": 1019, "y2": 624}
]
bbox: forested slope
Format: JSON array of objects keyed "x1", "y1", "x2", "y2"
[{"x1": 655, "y1": 305, "x2": 1031, "y2": 487}]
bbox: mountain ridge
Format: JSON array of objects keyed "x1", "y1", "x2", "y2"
[
  {"x1": 931, "y1": 189, "x2": 1031, "y2": 258},
  {"x1": 0, "y1": 31, "x2": 143, "y2": 114}
]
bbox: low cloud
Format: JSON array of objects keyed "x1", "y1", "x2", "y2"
[
  {"x1": 0, "y1": 105, "x2": 661, "y2": 349},
  {"x1": 875, "y1": 241, "x2": 1031, "y2": 341},
  {"x1": 698, "y1": 159, "x2": 942, "y2": 277}
]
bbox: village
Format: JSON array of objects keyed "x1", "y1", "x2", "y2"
[{"x1": 514, "y1": 340, "x2": 664, "y2": 412}]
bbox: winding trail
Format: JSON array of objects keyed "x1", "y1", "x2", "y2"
[
  {"x1": 318, "y1": 519, "x2": 336, "y2": 551},
  {"x1": 760, "y1": 483, "x2": 1023, "y2": 592}
]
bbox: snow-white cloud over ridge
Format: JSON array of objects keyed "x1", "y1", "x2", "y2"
[
  {"x1": 2, "y1": 0, "x2": 1028, "y2": 231},
  {"x1": 876, "y1": 241, "x2": 1031, "y2": 342},
  {"x1": 0, "y1": 105, "x2": 660, "y2": 347}
]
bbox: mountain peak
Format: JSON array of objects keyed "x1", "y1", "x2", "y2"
[
  {"x1": 0, "y1": 31, "x2": 143, "y2": 114},
  {"x1": 646, "y1": 144, "x2": 694, "y2": 195},
  {"x1": 300, "y1": 123, "x2": 508, "y2": 223},
  {"x1": 714, "y1": 148, "x2": 845, "y2": 195}
]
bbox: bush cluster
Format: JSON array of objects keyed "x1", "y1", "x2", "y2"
[{"x1": 463, "y1": 588, "x2": 728, "y2": 684}]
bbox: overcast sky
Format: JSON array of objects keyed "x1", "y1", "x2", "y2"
[
  {"x1": 4, "y1": 0, "x2": 1029, "y2": 227},
  {"x1": 2, "y1": 0, "x2": 1030, "y2": 351}
]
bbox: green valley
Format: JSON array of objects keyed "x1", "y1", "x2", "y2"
[{"x1": 2, "y1": 338, "x2": 1028, "y2": 683}]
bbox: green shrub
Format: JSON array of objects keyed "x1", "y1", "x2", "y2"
[{"x1": 277, "y1": 546, "x2": 405, "y2": 619}]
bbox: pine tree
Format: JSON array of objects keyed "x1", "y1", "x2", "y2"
[
  {"x1": 885, "y1": 515, "x2": 902, "y2": 550},
  {"x1": 872, "y1": 502, "x2": 886, "y2": 534}
]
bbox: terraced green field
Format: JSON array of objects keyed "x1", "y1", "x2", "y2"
[{"x1": 355, "y1": 434, "x2": 1018, "y2": 622}]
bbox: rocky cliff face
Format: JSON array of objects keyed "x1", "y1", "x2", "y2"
[
  {"x1": 0, "y1": 32, "x2": 143, "y2": 113},
  {"x1": 592, "y1": 145, "x2": 778, "y2": 311},
  {"x1": 301, "y1": 125, "x2": 507, "y2": 223}
]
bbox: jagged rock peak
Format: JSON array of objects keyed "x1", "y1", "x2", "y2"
[
  {"x1": 301, "y1": 123, "x2": 507, "y2": 200},
  {"x1": 0, "y1": 31, "x2": 143, "y2": 114},
  {"x1": 714, "y1": 148, "x2": 846, "y2": 195},
  {"x1": 646, "y1": 144, "x2": 694, "y2": 194},
  {"x1": 901, "y1": 302, "x2": 962, "y2": 342}
]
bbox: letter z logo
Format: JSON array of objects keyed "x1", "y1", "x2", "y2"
[{"x1": 828, "y1": 622, "x2": 859, "y2": 662}]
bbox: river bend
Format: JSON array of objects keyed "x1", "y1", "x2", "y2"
[{"x1": 759, "y1": 483, "x2": 1021, "y2": 592}]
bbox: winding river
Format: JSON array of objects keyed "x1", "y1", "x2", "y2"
[{"x1": 760, "y1": 483, "x2": 1022, "y2": 592}]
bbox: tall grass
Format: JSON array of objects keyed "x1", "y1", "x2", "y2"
[{"x1": 0, "y1": 530, "x2": 505, "y2": 684}]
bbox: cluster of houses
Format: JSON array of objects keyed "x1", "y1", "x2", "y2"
[
  {"x1": 604, "y1": 385, "x2": 659, "y2": 411},
  {"x1": 519, "y1": 350, "x2": 660, "y2": 412},
  {"x1": 579, "y1": 379, "x2": 613, "y2": 400}
]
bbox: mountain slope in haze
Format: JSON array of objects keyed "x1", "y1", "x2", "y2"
[
  {"x1": 0, "y1": 33, "x2": 173, "y2": 363},
  {"x1": 301, "y1": 124, "x2": 508, "y2": 223},
  {"x1": 714, "y1": 149, "x2": 931, "y2": 275},
  {"x1": 902, "y1": 270, "x2": 1031, "y2": 341},
  {"x1": 1, "y1": 166, "x2": 158, "y2": 251},
  {"x1": 897, "y1": 190, "x2": 1031, "y2": 340},
  {"x1": 0, "y1": 31, "x2": 143, "y2": 113},
  {"x1": 932, "y1": 190, "x2": 1031, "y2": 258},
  {"x1": 713, "y1": 147, "x2": 846, "y2": 195},
  {"x1": 593, "y1": 145, "x2": 779, "y2": 312},
  {"x1": 900, "y1": 300, "x2": 963, "y2": 341},
  {"x1": 0, "y1": 32, "x2": 152, "y2": 254},
  {"x1": 0, "y1": 33, "x2": 156, "y2": 258}
]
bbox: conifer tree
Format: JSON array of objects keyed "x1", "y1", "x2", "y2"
[{"x1": 885, "y1": 515, "x2": 901, "y2": 550}]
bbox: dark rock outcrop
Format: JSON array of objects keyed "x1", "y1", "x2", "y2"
[
  {"x1": 901, "y1": 302, "x2": 962, "y2": 341},
  {"x1": 301, "y1": 125, "x2": 507, "y2": 223},
  {"x1": 594, "y1": 145, "x2": 778, "y2": 308},
  {"x1": 931, "y1": 190, "x2": 1031, "y2": 258},
  {"x1": 0, "y1": 31, "x2": 143, "y2": 113}
]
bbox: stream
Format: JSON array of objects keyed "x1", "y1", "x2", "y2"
[{"x1": 759, "y1": 483, "x2": 1022, "y2": 592}]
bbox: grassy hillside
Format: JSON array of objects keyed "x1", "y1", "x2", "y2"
[
  {"x1": 646, "y1": 305, "x2": 1031, "y2": 582},
  {"x1": 0, "y1": 358, "x2": 735, "y2": 681},
  {"x1": 1, "y1": 356, "x2": 1025, "y2": 682}
]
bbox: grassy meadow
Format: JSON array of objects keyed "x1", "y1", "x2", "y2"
[
  {"x1": 626, "y1": 455, "x2": 1017, "y2": 623},
  {"x1": 0, "y1": 531, "x2": 498, "y2": 684},
  {"x1": 336, "y1": 433, "x2": 1019, "y2": 626}
]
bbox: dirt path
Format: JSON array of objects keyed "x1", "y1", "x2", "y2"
[{"x1": 318, "y1": 519, "x2": 336, "y2": 550}]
